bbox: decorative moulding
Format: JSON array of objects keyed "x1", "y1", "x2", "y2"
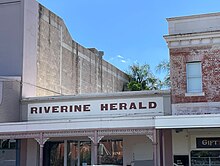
[{"x1": 164, "y1": 31, "x2": 220, "y2": 48}]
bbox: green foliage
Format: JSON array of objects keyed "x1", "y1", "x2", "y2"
[
  {"x1": 125, "y1": 61, "x2": 170, "y2": 91},
  {"x1": 156, "y1": 60, "x2": 170, "y2": 88},
  {"x1": 127, "y1": 81, "x2": 142, "y2": 91},
  {"x1": 126, "y1": 63, "x2": 162, "y2": 91}
]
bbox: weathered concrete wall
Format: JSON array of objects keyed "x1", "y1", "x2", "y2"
[{"x1": 36, "y1": 5, "x2": 128, "y2": 96}]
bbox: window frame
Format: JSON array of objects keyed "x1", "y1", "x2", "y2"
[{"x1": 186, "y1": 61, "x2": 203, "y2": 95}]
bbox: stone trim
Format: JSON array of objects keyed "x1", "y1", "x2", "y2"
[{"x1": 164, "y1": 31, "x2": 220, "y2": 48}]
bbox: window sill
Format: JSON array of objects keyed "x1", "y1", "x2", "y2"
[{"x1": 185, "y1": 92, "x2": 205, "y2": 97}]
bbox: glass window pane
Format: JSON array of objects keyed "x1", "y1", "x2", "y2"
[
  {"x1": 80, "y1": 141, "x2": 91, "y2": 165},
  {"x1": 44, "y1": 142, "x2": 64, "y2": 166},
  {"x1": 188, "y1": 78, "x2": 202, "y2": 92},
  {"x1": 187, "y1": 62, "x2": 202, "y2": 93},
  {"x1": 98, "y1": 140, "x2": 123, "y2": 165},
  {"x1": 191, "y1": 150, "x2": 220, "y2": 166},
  {"x1": 67, "y1": 141, "x2": 78, "y2": 166},
  {"x1": 187, "y1": 63, "x2": 201, "y2": 77},
  {"x1": 0, "y1": 140, "x2": 16, "y2": 166}
]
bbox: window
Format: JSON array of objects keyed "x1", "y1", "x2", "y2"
[
  {"x1": 98, "y1": 139, "x2": 123, "y2": 165},
  {"x1": 0, "y1": 139, "x2": 17, "y2": 166},
  {"x1": 186, "y1": 62, "x2": 202, "y2": 93},
  {"x1": 191, "y1": 150, "x2": 220, "y2": 166}
]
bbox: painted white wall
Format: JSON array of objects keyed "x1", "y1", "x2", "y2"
[
  {"x1": 0, "y1": 0, "x2": 23, "y2": 76},
  {"x1": 172, "y1": 102, "x2": 220, "y2": 115},
  {"x1": 26, "y1": 139, "x2": 38, "y2": 166},
  {"x1": 167, "y1": 13, "x2": 220, "y2": 34},
  {"x1": 172, "y1": 130, "x2": 189, "y2": 155},
  {"x1": 22, "y1": 0, "x2": 38, "y2": 97},
  {"x1": 123, "y1": 136, "x2": 153, "y2": 166}
]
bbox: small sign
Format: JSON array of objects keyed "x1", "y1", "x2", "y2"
[
  {"x1": 196, "y1": 137, "x2": 220, "y2": 148},
  {"x1": 174, "y1": 155, "x2": 189, "y2": 166}
]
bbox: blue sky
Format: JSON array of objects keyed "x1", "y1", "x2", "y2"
[{"x1": 37, "y1": 0, "x2": 220, "y2": 75}]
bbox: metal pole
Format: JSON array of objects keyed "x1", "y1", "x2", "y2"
[
  {"x1": 64, "y1": 140, "x2": 67, "y2": 166},
  {"x1": 94, "y1": 130, "x2": 98, "y2": 165},
  {"x1": 78, "y1": 141, "x2": 80, "y2": 166},
  {"x1": 39, "y1": 144, "x2": 44, "y2": 166}
]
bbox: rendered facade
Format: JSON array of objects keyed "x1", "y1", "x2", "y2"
[
  {"x1": 0, "y1": 0, "x2": 220, "y2": 166},
  {"x1": 0, "y1": 0, "x2": 129, "y2": 165},
  {"x1": 0, "y1": 0, "x2": 128, "y2": 123}
]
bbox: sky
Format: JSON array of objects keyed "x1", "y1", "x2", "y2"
[{"x1": 37, "y1": 0, "x2": 220, "y2": 76}]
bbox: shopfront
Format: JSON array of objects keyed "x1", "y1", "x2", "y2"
[
  {"x1": 43, "y1": 138, "x2": 123, "y2": 166},
  {"x1": 156, "y1": 115, "x2": 220, "y2": 166},
  {"x1": 0, "y1": 139, "x2": 18, "y2": 166},
  {"x1": 191, "y1": 134, "x2": 220, "y2": 166},
  {"x1": 17, "y1": 91, "x2": 170, "y2": 166}
]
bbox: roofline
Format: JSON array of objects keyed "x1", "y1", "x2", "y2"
[
  {"x1": 167, "y1": 12, "x2": 220, "y2": 21},
  {"x1": 22, "y1": 90, "x2": 170, "y2": 103}
]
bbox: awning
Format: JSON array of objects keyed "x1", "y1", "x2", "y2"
[{"x1": 155, "y1": 114, "x2": 220, "y2": 129}]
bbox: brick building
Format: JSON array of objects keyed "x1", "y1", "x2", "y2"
[
  {"x1": 1, "y1": 0, "x2": 220, "y2": 166},
  {"x1": 158, "y1": 12, "x2": 220, "y2": 166}
]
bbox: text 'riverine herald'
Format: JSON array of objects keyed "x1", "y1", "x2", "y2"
[{"x1": 30, "y1": 101, "x2": 157, "y2": 114}]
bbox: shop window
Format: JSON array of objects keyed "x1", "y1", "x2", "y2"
[
  {"x1": 0, "y1": 139, "x2": 17, "y2": 166},
  {"x1": 43, "y1": 141, "x2": 64, "y2": 166},
  {"x1": 186, "y1": 62, "x2": 203, "y2": 94},
  {"x1": 79, "y1": 141, "x2": 91, "y2": 165},
  {"x1": 44, "y1": 141, "x2": 91, "y2": 166},
  {"x1": 191, "y1": 150, "x2": 220, "y2": 166},
  {"x1": 0, "y1": 139, "x2": 16, "y2": 149},
  {"x1": 67, "y1": 141, "x2": 79, "y2": 166},
  {"x1": 98, "y1": 139, "x2": 123, "y2": 165}
]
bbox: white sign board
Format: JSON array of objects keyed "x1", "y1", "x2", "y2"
[{"x1": 28, "y1": 97, "x2": 164, "y2": 121}]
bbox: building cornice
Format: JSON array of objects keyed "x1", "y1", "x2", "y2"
[
  {"x1": 164, "y1": 30, "x2": 220, "y2": 48},
  {"x1": 167, "y1": 12, "x2": 220, "y2": 21}
]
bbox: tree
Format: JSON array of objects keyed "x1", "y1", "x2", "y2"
[
  {"x1": 156, "y1": 60, "x2": 170, "y2": 89},
  {"x1": 126, "y1": 63, "x2": 162, "y2": 91}
]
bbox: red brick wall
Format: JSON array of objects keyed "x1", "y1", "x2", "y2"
[{"x1": 170, "y1": 45, "x2": 220, "y2": 104}]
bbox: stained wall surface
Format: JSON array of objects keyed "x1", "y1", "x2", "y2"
[
  {"x1": 165, "y1": 13, "x2": 220, "y2": 115},
  {"x1": 36, "y1": 5, "x2": 128, "y2": 96}
]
